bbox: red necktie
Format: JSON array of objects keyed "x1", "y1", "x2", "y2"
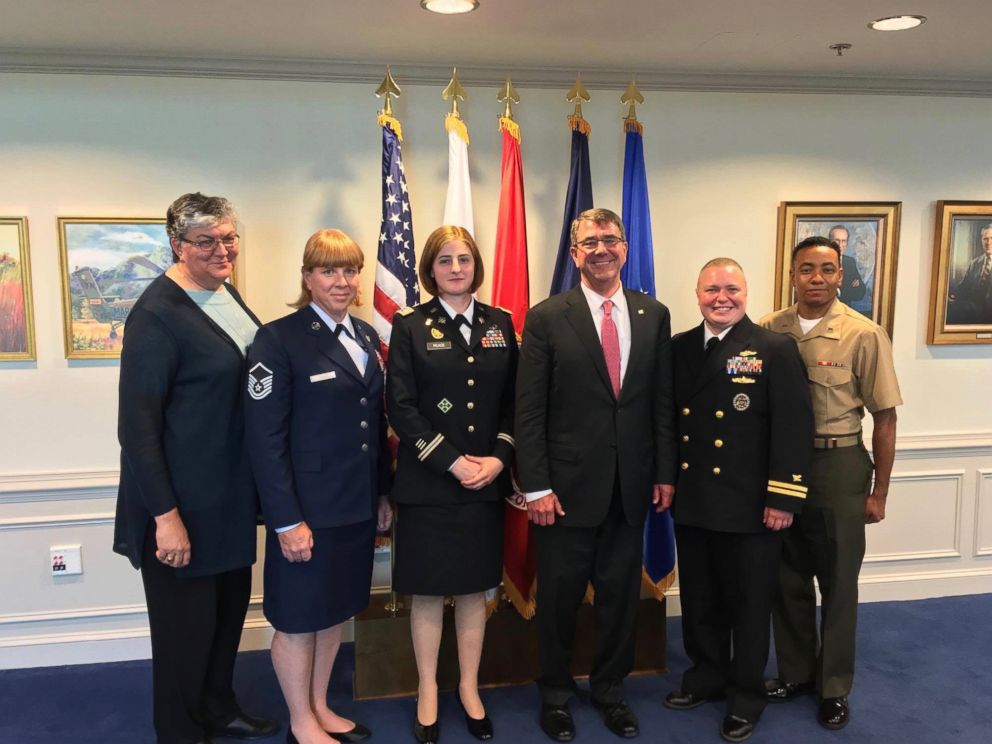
[{"x1": 601, "y1": 300, "x2": 621, "y2": 398}]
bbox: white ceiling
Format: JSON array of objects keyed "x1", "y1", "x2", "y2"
[{"x1": 1, "y1": 1, "x2": 990, "y2": 94}]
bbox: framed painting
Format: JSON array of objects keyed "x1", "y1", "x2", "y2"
[
  {"x1": 0, "y1": 217, "x2": 36, "y2": 361},
  {"x1": 57, "y1": 218, "x2": 171, "y2": 359},
  {"x1": 774, "y1": 202, "x2": 901, "y2": 337},
  {"x1": 927, "y1": 201, "x2": 992, "y2": 345}
]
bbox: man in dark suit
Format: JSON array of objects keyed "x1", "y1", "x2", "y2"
[
  {"x1": 515, "y1": 208, "x2": 677, "y2": 741},
  {"x1": 664, "y1": 258, "x2": 812, "y2": 743},
  {"x1": 948, "y1": 223, "x2": 992, "y2": 324},
  {"x1": 828, "y1": 226, "x2": 866, "y2": 304}
]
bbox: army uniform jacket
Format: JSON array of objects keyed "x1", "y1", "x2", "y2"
[
  {"x1": 672, "y1": 315, "x2": 813, "y2": 533},
  {"x1": 245, "y1": 306, "x2": 391, "y2": 531},
  {"x1": 386, "y1": 297, "x2": 517, "y2": 506}
]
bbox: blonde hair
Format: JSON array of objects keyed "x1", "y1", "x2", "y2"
[
  {"x1": 291, "y1": 229, "x2": 365, "y2": 309},
  {"x1": 419, "y1": 225, "x2": 484, "y2": 296}
]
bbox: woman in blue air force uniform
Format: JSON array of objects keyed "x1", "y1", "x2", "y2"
[
  {"x1": 246, "y1": 229, "x2": 392, "y2": 744},
  {"x1": 387, "y1": 225, "x2": 518, "y2": 743}
]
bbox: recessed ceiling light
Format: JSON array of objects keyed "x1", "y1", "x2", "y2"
[
  {"x1": 421, "y1": 0, "x2": 479, "y2": 14},
  {"x1": 868, "y1": 15, "x2": 926, "y2": 31}
]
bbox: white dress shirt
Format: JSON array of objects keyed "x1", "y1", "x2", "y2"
[
  {"x1": 310, "y1": 302, "x2": 368, "y2": 374},
  {"x1": 438, "y1": 296, "x2": 475, "y2": 345},
  {"x1": 703, "y1": 323, "x2": 733, "y2": 348}
]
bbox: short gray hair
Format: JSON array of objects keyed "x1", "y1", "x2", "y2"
[
  {"x1": 166, "y1": 192, "x2": 238, "y2": 242},
  {"x1": 570, "y1": 208, "x2": 626, "y2": 246}
]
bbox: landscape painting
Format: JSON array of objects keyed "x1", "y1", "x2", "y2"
[
  {"x1": 0, "y1": 218, "x2": 36, "y2": 361},
  {"x1": 58, "y1": 218, "x2": 171, "y2": 359}
]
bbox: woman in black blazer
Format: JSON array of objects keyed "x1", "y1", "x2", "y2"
[
  {"x1": 387, "y1": 225, "x2": 518, "y2": 743},
  {"x1": 246, "y1": 229, "x2": 392, "y2": 744},
  {"x1": 114, "y1": 193, "x2": 276, "y2": 744}
]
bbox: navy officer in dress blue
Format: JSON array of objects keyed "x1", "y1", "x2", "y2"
[
  {"x1": 246, "y1": 229, "x2": 392, "y2": 744},
  {"x1": 387, "y1": 225, "x2": 517, "y2": 744},
  {"x1": 664, "y1": 258, "x2": 813, "y2": 743}
]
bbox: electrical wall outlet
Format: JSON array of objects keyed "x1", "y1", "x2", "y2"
[{"x1": 50, "y1": 545, "x2": 83, "y2": 576}]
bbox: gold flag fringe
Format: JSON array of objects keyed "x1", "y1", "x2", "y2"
[
  {"x1": 501, "y1": 572, "x2": 537, "y2": 619},
  {"x1": 568, "y1": 114, "x2": 591, "y2": 136},
  {"x1": 641, "y1": 565, "x2": 678, "y2": 601},
  {"x1": 445, "y1": 113, "x2": 470, "y2": 145},
  {"x1": 377, "y1": 113, "x2": 403, "y2": 142},
  {"x1": 624, "y1": 119, "x2": 644, "y2": 135},
  {"x1": 498, "y1": 116, "x2": 521, "y2": 143}
]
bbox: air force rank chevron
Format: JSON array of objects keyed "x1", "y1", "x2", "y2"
[{"x1": 248, "y1": 362, "x2": 273, "y2": 400}]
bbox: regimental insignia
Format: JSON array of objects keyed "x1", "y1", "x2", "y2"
[
  {"x1": 731, "y1": 377, "x2": 757, "y2": 384},
  {"x1": 477, "y1": 316, "x2": 485, "y2": 325},
  {"x1": 732, "y1": 393, "x2": 750, "y2": 411},
  {"x1": 248, "y1": 363, "x2": 273, "y2": 400},
  {"x1": 311, "y1": 321, "x2": 321, "y2": 330},
  {"x1": 481, "y1": 325, "x2": 507, "y2": 349},
  {"x1": 740, "y1": 350, "x2": 758, "y2": 356},
  {"x1": 431, "y1": 327, "x2": 445, "y2": 340},
  {"x1": 365, "y1": 334, "x2": 371, "y2": 344},
  {"x1": 437, "y1": 398, "x2": 453, "y2": 413},
  {"x1": 817, "y1": 360, "x2": 845, "y2": 368},
  {"x1": 792, "y1": 474, "x2": 803, "y2": 483},
  {"x1": 727, "y1": 355, "x2": 763, "y2": 376}
]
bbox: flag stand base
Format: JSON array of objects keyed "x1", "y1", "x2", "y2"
[{"x1": 353, "y1": 593, "x2": 667, "y2": 700}]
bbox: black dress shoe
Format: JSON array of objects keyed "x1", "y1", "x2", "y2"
[
  {"x1": 209, "y1": 712, "x2": 279, "y2": 740},
  {"x1": 592, "y1": 700, "x2": 639, "y2": 739},
  {"x1": 720, "y1": 715, "x2": 754, "y2": 743},
  {"x1": 327, "y1": 723, "x2": 372, "y2": 743},
  {"x1": 413, "y1": 718, "x2": 439, "y2": 744},
  {"x1": 463, "y1": 710, "x2": 494, "y2": 741},
  {"x1": 539, "y1": 704, "x2": 575, "y2": 742},
  {"x1": 663, "y1": 690, "x2": 710, "y2": 710},
  {"x1": 818, "y1": 696, "x2": 849, "y2": 730},
  {"x1": 764, "y1": 678, "x2": 816, "y2": 702}
]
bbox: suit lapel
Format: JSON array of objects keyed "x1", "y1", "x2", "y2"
[
  {"x1": 304, "y1": 307, "x2": 365, "y2": 384},
  {"x1": 469, "y1": 303, "x2": 489, "y2": 350},
  {"x1": 622, "y1": 290, "x2": 647, "y2": 397},
  {"x1": 564, "y1": 286, "x2": 615, "y2": 398},
  {"x1": 352, "y1": 318, "x2": 381, "y2": 387}
]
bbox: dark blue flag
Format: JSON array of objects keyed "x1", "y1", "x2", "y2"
[
  {"x1": 549, "y1": 123, "x2": 594, "y2": 295},
  {"x1": 621, "y1": 122, "x2": 676, "y2": 598}
]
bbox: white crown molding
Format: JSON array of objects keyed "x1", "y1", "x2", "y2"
[{"x1": 1, "y1": 50, "x2": 992, "y2": 98}]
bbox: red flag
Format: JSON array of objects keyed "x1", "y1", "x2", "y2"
[{"x1": 491, "y1": 117, "x2": 535, "y2": 618}]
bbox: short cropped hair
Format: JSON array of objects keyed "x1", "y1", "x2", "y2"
[
  {"x1": 570, "y1": 208, "x2": 626, "y2": 246},
  {"x1": 166, "y1": 192, "x2": 238, "y2": 263},
  {"x1": 291, "y1": 229, "x2": 365, "y2": 309},
  {"x1": 791, "y1": 235, "x2": 841, "y2": 264},
  {"x1": 700, "y1": 257, "x2": 744, "y2": 273},
  {"x1": 418, "y1": 225, "x2": 485, "y2": 296}
]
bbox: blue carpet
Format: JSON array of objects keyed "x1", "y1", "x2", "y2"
[{"x1": 1, "y1": 594, "x2": 989, "y2": 744}]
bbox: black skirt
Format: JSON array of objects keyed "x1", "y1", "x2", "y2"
[
  {"x1": 393, "y1": 499, "x2": 504, "y2": 596},
  {"x1": 263, "y1": 519, "x2": 375, "y2": 633}
]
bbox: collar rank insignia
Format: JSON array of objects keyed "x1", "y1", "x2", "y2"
[
  {"x1": 431, "y1": 327, "x2": 444, "y2": 340},
  {"x1": 727, "y1": 356, "x2": 763, "y2": 376},
  {"x1": 482, "y1": 325, "x2": 507, "y2": 348},
  {"x1": 248, "y1": 362, "x2": 273, "y2": 400}
]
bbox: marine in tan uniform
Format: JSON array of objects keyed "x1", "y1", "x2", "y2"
[{"x1": 759, "y1": 236, "x2": 902, "y2": 732}]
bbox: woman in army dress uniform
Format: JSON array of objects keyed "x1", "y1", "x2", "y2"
[{"x1": 387, "y1": 225, "x2": 518, "y2": 743}]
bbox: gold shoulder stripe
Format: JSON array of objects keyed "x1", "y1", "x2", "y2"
[{"x1": 397, "y1": 306, "x2": 414, "y2": 317}]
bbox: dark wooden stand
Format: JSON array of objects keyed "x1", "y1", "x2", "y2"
[{"x1": 354, "y1": 594, "x2": 667, "y2": 700}]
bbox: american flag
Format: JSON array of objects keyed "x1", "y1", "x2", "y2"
[{"x1": 373, "y1": 120, "x2": 419, "y2": 354}]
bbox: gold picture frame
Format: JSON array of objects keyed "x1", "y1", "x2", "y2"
[
  {"x1": 774, "y1": 201, "x2": 901, "y2": 338},
  {"x1": 58, "y1": 217, "x2": 170, "y2": 359},
  {"x1": 927, "y1": 201, "x2": 992, "y2": 345},
  {"x1": 0, "y1": 217, "x2": 36, "y2": 361}
]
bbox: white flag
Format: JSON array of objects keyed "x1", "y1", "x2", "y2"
[{"x1": 442, "y1": 113, "x2": 474, "y2": 235}]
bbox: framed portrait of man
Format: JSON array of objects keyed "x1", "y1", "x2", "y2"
[
  {"x1": 927, "y1": 201, "x2": 992, "y2": 345},
  {"x1": 774, "y1": 202, "x2": 901, "y2": 338}
]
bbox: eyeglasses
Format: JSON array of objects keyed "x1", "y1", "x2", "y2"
[
  {"x1": 574, "y1": 236, "x2": 625, "y2": 251},
  {"x1": 180, "y1": 234, "x2": 240, "y2": 253}
]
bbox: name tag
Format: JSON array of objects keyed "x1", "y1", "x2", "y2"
[
  {"x1": 427, "y1": 341, "x2": 452, "y2": 351},
  {"x1": 309, "y1": 371, "x2": 337, "y2": 383}
]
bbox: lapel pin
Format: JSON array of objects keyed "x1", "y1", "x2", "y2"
[
  {"x1": 311, "y1": 321, "x2": 321, "y2": 330},
  {"x1": 637, "y1": 308, "x2": 645, "y2": 315}
]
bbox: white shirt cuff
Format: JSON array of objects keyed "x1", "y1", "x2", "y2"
[
  {"x1": 524, "y1": 489, "x2": 553, "y2": 502},
  {"x1": 275, "y1": 522, "x2": 302, "y2": 533}
]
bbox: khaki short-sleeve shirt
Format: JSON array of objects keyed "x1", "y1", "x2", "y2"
[{"x1": 759, "y1": 300, "x2": 902, "y2": 436}]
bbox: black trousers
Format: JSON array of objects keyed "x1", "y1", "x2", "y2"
[
  {"x1": 534, "y1": 487, "x2": 643, "y2": 706},
  {"x1": 140, "y1": 528, "x2": 252, "y2": 744},
  {"x1": 675, "y1": 524, "x2": 783, "y2": 722}
]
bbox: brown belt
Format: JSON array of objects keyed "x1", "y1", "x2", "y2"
[{"x1": 813, "y1": 433, "x2": 861, "y2": 449}]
